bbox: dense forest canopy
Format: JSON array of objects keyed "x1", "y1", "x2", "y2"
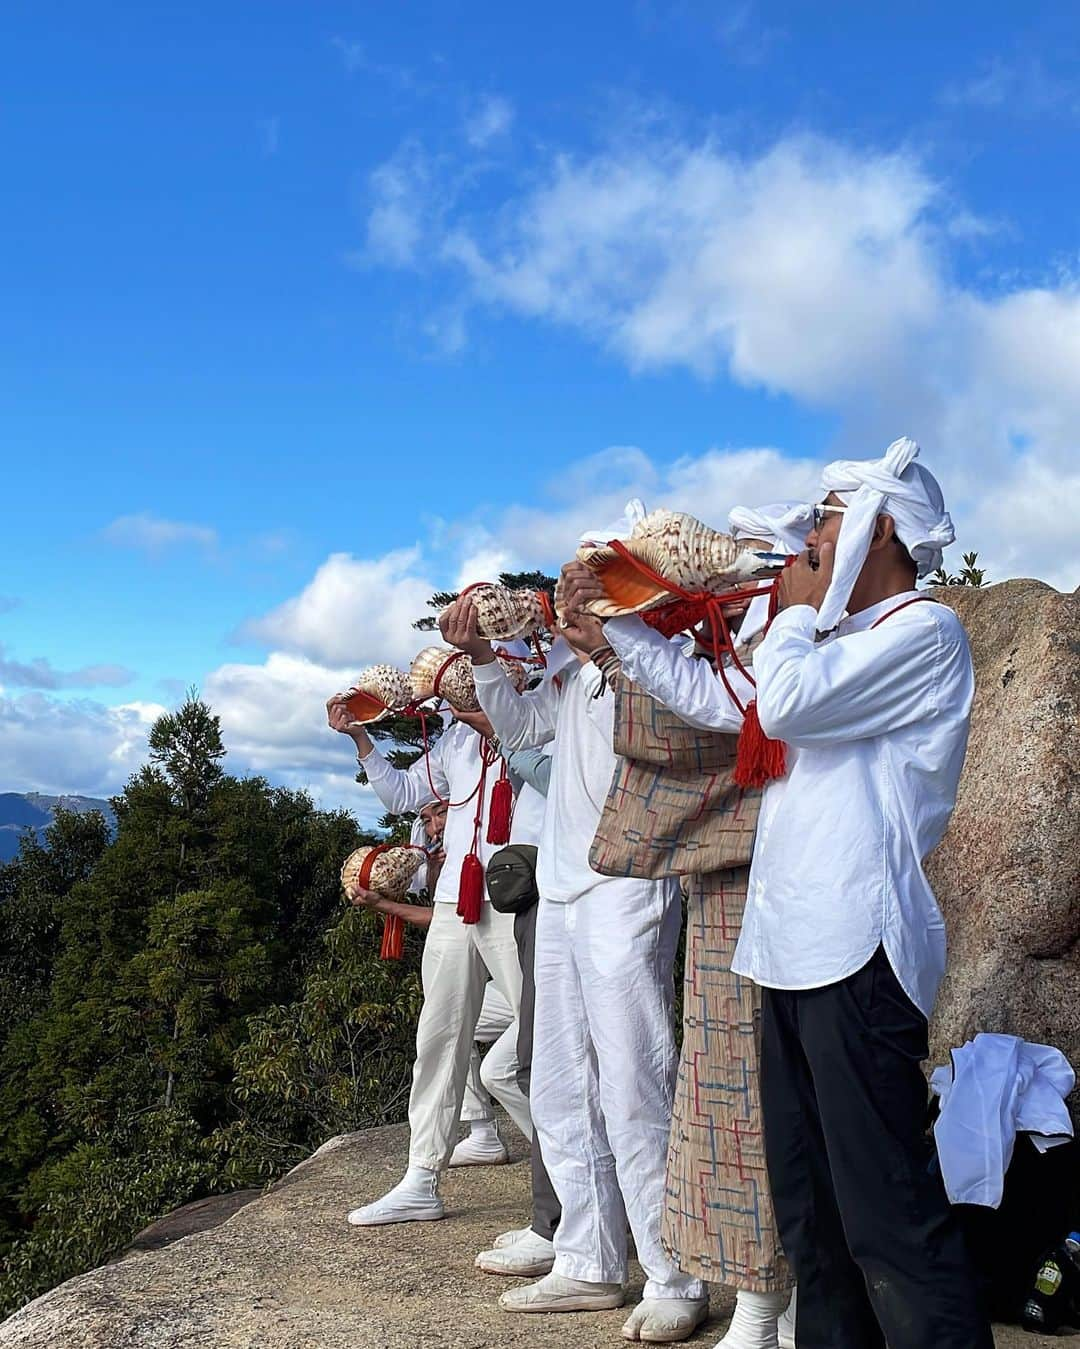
[{"x1": 0, "y1": 695, "x2": 424, "y2": 1317}]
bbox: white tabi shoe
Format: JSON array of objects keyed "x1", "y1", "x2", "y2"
[
  {"x1": 499, "y1": 1272, "x2": 625, "y2": 1313},
  {"x1": 346, "y1": 1177, "x2": 444, "y2": 1227},
  {"x1": 475, "y1": 1229, "x2": 556, "y2": 1276},
  {"x1": 622, "y1": 1296, "x2": 710, "y2": 1343},
  {"x1": 492, "y1": 1225, "x2": 532, "y2": 1249},
  {"x1": 715, "y1": 1288, "x2": 790, "y2": 1349},
  {"x1": 448, "y1": 1130, "x2": 509, "y2": 1167}
]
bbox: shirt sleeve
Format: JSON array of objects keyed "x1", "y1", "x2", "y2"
[
  {"x1": 754, "y1": 603, "x2": 971, "y2": 746},
  {"x1": 360, "y1": 737, "x2": 448, "y2": 813},
  {"x1": 473, "y1": 659, "x2": 558, "y2": 750},
  {"x1": 504, "y1": 747, "x2": 552, "y2": 797},
  {"x1": 604, "y1": 615, "x2": 752, "y2": 733}
]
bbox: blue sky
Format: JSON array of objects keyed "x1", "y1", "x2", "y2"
[{"x1": 3, "y1": 2, "x2": 1079, "y2": 812}]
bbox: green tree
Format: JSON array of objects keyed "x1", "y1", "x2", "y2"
[{"x1": 930, "y1": 551, "x2": 986, "y2": 587}]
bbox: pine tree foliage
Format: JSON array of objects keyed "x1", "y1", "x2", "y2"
[{"x1": 0, "y1": 697, "x2": 406, "y2": 1318}]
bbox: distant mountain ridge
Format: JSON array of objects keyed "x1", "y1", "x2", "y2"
[{"x1": 0, "y1": 792, "x2": 115, "y2": 863}]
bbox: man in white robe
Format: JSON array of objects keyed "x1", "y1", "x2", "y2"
[
  {"x1": 439, "y1": 595, "x2": 708, "y2": 1344},
  {"x1": 567, "y1": 440, "x2": 992, "y2": 1349}
]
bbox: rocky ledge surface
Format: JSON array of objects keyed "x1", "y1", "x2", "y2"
[{"x1": 0, "y1": 1122, "x2": 1070, "y2": 1347}]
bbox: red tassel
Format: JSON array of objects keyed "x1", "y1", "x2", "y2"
[
  {"x1": 734, "y1": 699, "x2": 787, "y2": 788},
  {"x1": 380, "y1": 913, "x2": 404, "y2": 961},
  {"x1": 486, "y1": 774, "x2": 514, "y2": 845},
  {"x1": 457, "y1": 854, "x2": 484, "y2": 924}
]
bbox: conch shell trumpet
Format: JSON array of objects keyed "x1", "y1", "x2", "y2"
[
  {"x1": 575, "y1": 509, "x2": 769, "y2": 618},
  {"x1": 444, "y1": 583, "x2": 550, "y2": 641},
  {"x1": 410, "y1": 645, "x2": 527, "y2": 711},
  {"x1": 339, "y1": 664, "x2": 413, "y2": 725},
  {"x1": 341, "y1": 845, "x2": 424, "y2": 900}
]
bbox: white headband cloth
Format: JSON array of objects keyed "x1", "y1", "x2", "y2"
[
  {"x1": 727, "y1": 501, "x2": 813, "y2": 646},
  {"x1": 816, "y1": 437, "x2": 955, "y2": 633}
]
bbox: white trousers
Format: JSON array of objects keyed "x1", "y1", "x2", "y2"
[
  {"x1": 460, "y1": 982, "x2": 516, "y2": 1122},
  {"x1": 531, "y1": 883, "x2": 704, "y2": 1301},
  {"x1": 408, "y1": 902, "x2": 531, "y2": 1170}
]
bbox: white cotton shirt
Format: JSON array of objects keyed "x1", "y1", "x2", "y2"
[
  {"x1": 606, "y1": 592, "x2": 975, "y2": 1018},
  {"x1": 361, "y1": 720, "x2": 502, "y2": 905},
  {"x1": 510, "y1": 779, "x2": 546, "y2": 848},
  {"x1": 473, "y1": 643, "x2": 662, "y2": 908}
]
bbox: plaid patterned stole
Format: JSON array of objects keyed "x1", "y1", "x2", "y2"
[{"x1": 589, "y1": 675, "x2": 763, "y2": 880}]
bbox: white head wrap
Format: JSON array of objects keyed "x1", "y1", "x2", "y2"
[
  {"x1": 728, "y1": 501, "x2": 813, "y2": 555},
  {"x1": 579, "y1": 498, "x2": 647, "y2": 548},
  {"x1": 728, "y1": 500, "x2": 813, "y2": 645},
  {"x1": 816, "y1": 437, "x2": 954, "y2": 633}
]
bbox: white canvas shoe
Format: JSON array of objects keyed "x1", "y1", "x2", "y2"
[
  {"x1": 500, "y1": 1272, "x2": 625, "y2": 1313},
  {"x1": 622, "y1": 1296, "x2": 710, "y2": 1342},
  {"x1": 448, "y1": 1131, "x2": 509, "y2": 1167},
  {"x1": 346, "y1": 1178, "x2": 444, "y2": 1227},
  {"x1": 492, "y1": 1225, "x2": 532, "y2": 1249},
  {"x1": 475, "y1": 1229, "x2": 556, "y2": 1276}
]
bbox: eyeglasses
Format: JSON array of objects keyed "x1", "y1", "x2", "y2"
[{"x1": 812, "y1": 503, "x2": 848, "y2": 532}]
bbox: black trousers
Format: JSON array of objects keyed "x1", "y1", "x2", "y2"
[
  {"x1": 513, "y1": 903, "x2": 561, "y2": 1242},
  {"x1": 760, "y1": 946, "x2": 994, "y2": 1349}
]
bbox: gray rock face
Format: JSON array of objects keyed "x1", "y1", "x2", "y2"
[{"x1": 928, "y1": 579, "x2": 1080, "y2": 1116}]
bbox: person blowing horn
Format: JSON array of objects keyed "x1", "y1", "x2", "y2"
[{"x1": 567, "y1": 440, "x2": 992, "y2": 1349}]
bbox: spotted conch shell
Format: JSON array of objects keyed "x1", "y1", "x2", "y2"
[
  {"x1": 575, "y1": 509, "x2": 765, "y2": 617},
  {"x1": 446, "y1": 583, "x2": 549, "y2": 641},
  {"x1": 340, "y1": 845, "x2": 424, "y2": 900},
  {"x1": 339, "y1": 664, "x2": 413, "y2": 725},
  {"x1": 410, "y1": 645, "x2": 527, "y2": 711}
]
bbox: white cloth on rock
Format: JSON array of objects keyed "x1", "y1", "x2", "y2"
[
  {"x1": 929, "y1": 1033, "x2": 1075, "y2": 1207},
  {"x1": 817, "y1": 437, "x2": 955, "y2": 633}
]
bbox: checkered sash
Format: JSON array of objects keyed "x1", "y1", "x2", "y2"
[{"x1": 589, "y1": 678, "x2": 763, "y2": 879}]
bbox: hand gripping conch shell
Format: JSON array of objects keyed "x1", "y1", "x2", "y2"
[
  {"x1": 340, "y1": 844, "x2": 425, "y2": 900},
  {"x1": 444, "y1": 583, "x2": 552, "y2": 641},
  {"x1": 341, "y1": 844, "x2": 427, "y2": 961},
  {"x1": 409, "y1": 645, "x2": 527, "y2": 711},
  {"x1": 339, "y1": 664, "x2": 413, "y2": 725},
  {"x1": 574, "y1": 509, "x2": 769, "y2": 618}
]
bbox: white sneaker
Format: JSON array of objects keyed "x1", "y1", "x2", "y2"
[
  {"x1": 622, "y1": 1296, "x2": 709, "y2": 1342},
  {"x1": 346, "y1": 1180, "x2": 444, "y2": 1227},
  {"x1": 500, "y1": 1271, "x2": 625, "y2": 1313},
  {"x1": 492, "y1": 1225, "x2": 532, "y2": 1249},
  {"x1": 448, "y1": 1132, "x2": 509, "y2": 1167},
  {"x1": 475, "y1": 1229, "x2": 556, "y2": 1276}
]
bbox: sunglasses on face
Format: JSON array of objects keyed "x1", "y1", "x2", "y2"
[{"x1": 812, "y1": 503, "x2": 848, "y2": 532}]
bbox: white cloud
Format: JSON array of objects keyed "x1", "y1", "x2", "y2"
[
  {"x1": 102, "y1": 512, "x2": 218, "y2": 557},
  {"x1": 240, "y1": 547, "x2": 438, "y2": 668},
  {"x1": 942, "y1": 57, "x2": 1080, "y2": 118},
  {"x1": 355, "y1": 123, "x2": 1079, "y2": 589},
  {"x1": 0, "y1": 644, "x2": 135, "y2": 690},
  {"x1": 464, "y1": 95, "x2": 514, "y2": 148},
  {"x1": 363, "y1": 139, "x2": 434, "y2": 267},
  {"x1": 203, "y1": 651, "x2": 385, "y2": 820},
  {"x1": 0, "y1": 693, "x2": 164, "y2": 798}
]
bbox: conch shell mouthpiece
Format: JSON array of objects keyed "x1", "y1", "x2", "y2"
[
  {"x1": 410, "y1": 645, "x2": 527, "y2": 711},
  {"x1": 576, "y1": 509, "x2": 759, "y2": 617},
  {"x1": 340, "y1": 664, "x2": 413, "y2": 725},
  {"x1": 341, "y1": 845, "x2": 424, "y2": 900},
  {"x1": 449, "y1": 583, "x2": 548, "y2": 641}
]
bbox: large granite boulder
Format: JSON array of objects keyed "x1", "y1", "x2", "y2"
[{"x1": 928, "y1": 579, "x2": 1080, "y2": 1114}]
